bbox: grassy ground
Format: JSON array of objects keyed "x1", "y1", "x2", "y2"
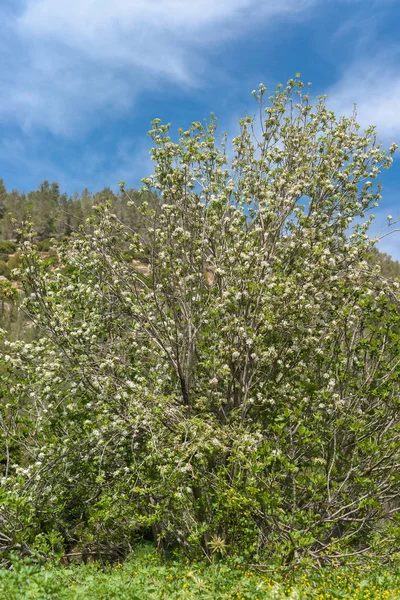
[{"x1": 1, "y1": 546, "x2": 400, "y2": 599}]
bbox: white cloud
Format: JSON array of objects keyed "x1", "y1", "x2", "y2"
[
  {"x1": 326, "y1": 58, "x2": 400, "y2": 144},
  {"x1": 0, "y1": 0, "x2": 316, "y2": 135},
  {"x1": 326, "y1": 56, "x2": 400, "y2": 258},
  {"x1": 19, "y1": 0, "x2": 314, "y2": 53}
]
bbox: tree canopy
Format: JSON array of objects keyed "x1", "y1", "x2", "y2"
[{"x1": 1, "y1": 78, "x2": 400, "y2": 566}]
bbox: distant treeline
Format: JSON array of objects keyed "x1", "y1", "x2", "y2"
[
  {"x1": 370, "y1": 246, "x2": 400, "y2": 279},
  {"x1": 0, "y1": 179, "x2": 156, "y2": 243}
]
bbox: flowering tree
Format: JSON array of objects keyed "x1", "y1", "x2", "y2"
[{"x1": 1, "y1": 77, "x2": 400, "y2": 565}]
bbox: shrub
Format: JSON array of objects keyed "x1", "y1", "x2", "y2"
[
  {"x1": 36, "y1": 239, "x2": 53, "y2": 252},
  {"x1": 1, "y1": 78, "x2": 400, "y2": 565},
  {"x1": 0, "y1": 241, "x2": 16, "y2": 254},
  {"x1": 6, "y1": 254, "x2": 22, "y2": 279},
  {"x1": 0, "y1": 261, "x2": 10, "y2": 279}
]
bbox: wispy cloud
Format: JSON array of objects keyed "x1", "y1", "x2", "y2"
[
  {"x1": 326, "y1": 56, "x2": 400, "y2": 144},
  {"x1": 0, "y1": 136, "x2": 69, "y2": 189},
  {"x1": 325, "y1": 51, "x2": 400, "y2": 257},
  {"x1": 0, "y1": 0, "x2": 316, "y2": 136},
  {"x1": 0, "y1": 132, "x2": 154, "y2": 195}
]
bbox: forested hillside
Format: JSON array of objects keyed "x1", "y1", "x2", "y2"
[{"x1": 0, "y1": 179, "x2": 156, "y2": 244}]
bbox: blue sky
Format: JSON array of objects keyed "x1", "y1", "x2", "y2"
[{"x1": 1, "y1": 0, "x2": 399, "y2": 257}]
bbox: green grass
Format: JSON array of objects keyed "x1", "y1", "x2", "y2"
[{"x1": 1, "y1": 546, "x2": 400, "y2": 599}]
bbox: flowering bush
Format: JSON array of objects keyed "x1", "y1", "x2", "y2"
[{"x1": 1, "y1": 77, "x2": 400, "y2": 564}]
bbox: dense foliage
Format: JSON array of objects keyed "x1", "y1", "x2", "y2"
[{"x1": 1, "y1": 78, "x2": 400, "y2": 566}]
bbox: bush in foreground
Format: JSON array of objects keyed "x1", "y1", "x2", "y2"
[{"x1": 1, "y1": 78, "x2": 400, "y2": 565}]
